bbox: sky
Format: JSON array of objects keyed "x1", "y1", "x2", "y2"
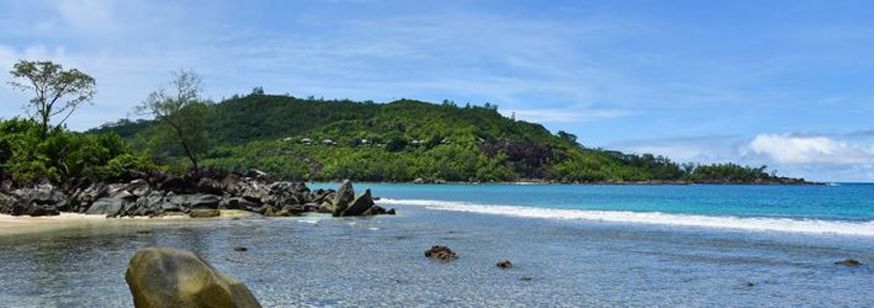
[{"x1": 0, "y1": 0, "x2": 872, "y2": 181}]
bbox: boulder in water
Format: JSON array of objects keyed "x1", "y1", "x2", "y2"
[
  {"x1": 425, "y1": 245, "x2": 457, "y2": 261},
  {"x1": 835, "y1": 259, "x2": 862, "y2": 267},
  {"x1": 331, "y1": 180, "x2": 355, "y2": 216},
  {"x1": 497, "y1": 259, "x2": 513, "y2": 269},
  {"x1": 125, "y1": 247, "x2": 261, "y2": 308},
  {"x1": 341, "y1": 189, "x2": 375, "y2": 217}
]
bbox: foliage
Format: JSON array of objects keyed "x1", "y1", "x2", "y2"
[
  {"x1": 0, "y1": 118, "x2": 156, "y2": 184},
  {"x1": 7, "y1": 60, "x2": 96, "y2": 137},
  {"x1": 135, "y1": 70, "x2": 210, "y2": 170},
  {"x1": 97, "y1": 94, "x2": 800, "y2": 183}
]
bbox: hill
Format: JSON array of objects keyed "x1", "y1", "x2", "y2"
[{"x1": 92, "y1": 94, "x2": 804, "y2": 183}]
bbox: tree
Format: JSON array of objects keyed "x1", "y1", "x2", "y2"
[
  {"x1": 557, "y1": 130, "x2": 578, "y2": 145},
  {"x1": 8, "y1": 60, "x2": 96, "y2": 138},
  {"x1": 136, "y1": 70, "x2": 209, "y2": 171}
]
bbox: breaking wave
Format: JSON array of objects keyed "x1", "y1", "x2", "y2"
[{"x1": 377, "y1": 198, "x2": 874, "y2": 237}]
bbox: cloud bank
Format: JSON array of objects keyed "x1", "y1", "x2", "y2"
[{"x1": 613, "y1": 132, "x2": 874, "y2": 182}]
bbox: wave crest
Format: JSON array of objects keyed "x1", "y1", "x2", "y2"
[{"x1": 377, "y1": 198, "x2": 874, "y2": 237}]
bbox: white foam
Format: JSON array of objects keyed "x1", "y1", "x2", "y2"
[{"x1": 378, "y1": 198, "x2": 874, "y2": 237}]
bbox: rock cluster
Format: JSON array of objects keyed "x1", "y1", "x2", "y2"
[
  {"x1": 425, "y1": 245, "x2": 458, "y2": 261},
  {"x1": 0, "y1": 170, "x2": 394, "y2": 218},
  {"x1": 125, "y1": 247, "x2": 261, "y2": 308}
]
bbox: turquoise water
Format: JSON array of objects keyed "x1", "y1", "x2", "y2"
[
  {"x1": 315, "y1": 183, "x2": 874, "y2": 236},
  {"x1": 1, "y1": 184, "x2": 873, "y2": 306}
]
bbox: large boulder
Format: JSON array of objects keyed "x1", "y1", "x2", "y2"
[
  {"x1": 86, "y1": 197, "x2": 126, "y2": 217},
  {"x1": 190, "y1": 194, "x2": 221, "y2": 209},
  {"x1": 197, "y1": 177, "x2": 225, "y2": 195},
  {"x1": 122, "y1": 191, "x2": 169, "y2": 217},
  {"x1": 71, "y1": 182, "x2": 110, "y2": 212},
  {"x1": 331, "y1": 180, "x2": 355, "y2": 216},
  {"x1": 125, "y1": 247, "x2": 261, "y2": 308},
  {"x1": 340, "y1": 189, "x2": 375, "y2": 217}
]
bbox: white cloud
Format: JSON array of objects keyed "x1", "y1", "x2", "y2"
[
  {"x1": 610, "y1": 132, "x2": 874, "y2": 181},
  {"x1": 748, "y1": 134, "x2": 873, "y2": 164}
]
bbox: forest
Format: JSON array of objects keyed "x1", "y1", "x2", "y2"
[{"x1": 90, "y1": 92, "x2": 804, "y2": 184}]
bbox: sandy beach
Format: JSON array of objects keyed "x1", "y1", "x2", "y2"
[{"x1": 0, "y1": 213, "x2": 110, "y2": 236}]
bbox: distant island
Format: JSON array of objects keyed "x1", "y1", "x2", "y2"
[
  {"x1": 1, "y1": 60, "x2": 806, "y2": 189},
  {"x1": 95, "y1": 92, "x2": 804, "y2": 185}
]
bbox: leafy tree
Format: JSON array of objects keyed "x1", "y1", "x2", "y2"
[
  {"x1": 8, "y1": 60, "x2": 96, "y2": 138},
  {"x1": 557, "y1": 130, "x2": 578, "y2": 145},
  {"x1": 136, "y1": 70, "x2": 210, "y2": 171}
]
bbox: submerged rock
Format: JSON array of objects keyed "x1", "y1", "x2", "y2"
[
  {"x1": 497, "y1": 259, "x2": 513, "y2": 269},
  {"x1": 425, "y1": 245, "x2": 458, "y2": 261},
  {"x1": 125, "y1": 247, "x2": 261, "y2": 308},
  {"x1": 835, "y1": 259, "x2": 862, "y2": 267}
]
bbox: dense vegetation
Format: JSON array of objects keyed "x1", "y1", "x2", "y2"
[
  {"x1": 0, "y1": 118, "x2": 156, "y2": 185},
  {"x1": 94, "y1": 93, "x2": 803, "y2": 184}
]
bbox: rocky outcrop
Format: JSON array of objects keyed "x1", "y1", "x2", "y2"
[
  {"x1": 425, "y1": 245, "x2": 457, "y2": 261},
  {"x1": 0, "y1": 184, "x2": 67, "y2": 216},
  {"x1": 0, "y1": 171, "x2": 395, "y2": 219},
  {"x1": 331, "y1": 180, "x2": 355, "y2": 216},
  {"x1": 341, "y1": 189, "x2": 375, "y2": 217},
  {"x1": 125, "y1": 247, "x2": 261, "y2": 308}
]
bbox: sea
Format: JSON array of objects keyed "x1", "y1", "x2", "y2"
[{"x1": 0, "y1": 183, "x2": 872, "y2": 307}]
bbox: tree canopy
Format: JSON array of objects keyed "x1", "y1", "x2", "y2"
[{"x1": 8, "y1": 60, "x2": 95, "y2": 137}]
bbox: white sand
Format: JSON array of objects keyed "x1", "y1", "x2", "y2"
[
  {"x1": 0, "y1": 210, "x2": 260, "y2": 236},
  {"x1": 0, "y1": 213, "x2": 109, "y2": 236}
]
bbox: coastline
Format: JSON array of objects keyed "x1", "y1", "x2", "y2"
[
  {"x1": 1, "y1": 203, "x2": 871, "y2": 307},
  {"x1": 314, "y1": 179, "x2": 822, "y2": 186}
]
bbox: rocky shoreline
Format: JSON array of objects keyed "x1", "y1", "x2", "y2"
[{"x1": 0, "y1": 169, "x2": 394, "y2": 218}]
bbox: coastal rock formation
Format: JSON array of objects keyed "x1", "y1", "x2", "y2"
[
  {"x1": 125, "y1": 247, "x2": 261, "y2": 308},
  {"x1": 0, "y1": 184, "x2": 66, "y2": 216},
  {"x1": 341, "y1": 189, "x2": 375, "y2": 217},
  {"x1": 0, "y1": 170, "x2": 395, "y2": 219},
  {"x1": 331, "y1": 180, "x2": 355, "y2": 216},
  {"x1": 425, "y1": 245, "x2": 458, "y2": 261}
]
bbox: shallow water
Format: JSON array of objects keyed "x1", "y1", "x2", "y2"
[
  {"x1": 1, "y1": 184, "x2": 873, "y2": 307},
  {"x1": 0, "y1": 208, "x2": 872, "y2": 307}
]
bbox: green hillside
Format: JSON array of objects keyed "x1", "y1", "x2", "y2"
[{"x1": 93, "y1": 94, "x2": 799, "y2": 183}]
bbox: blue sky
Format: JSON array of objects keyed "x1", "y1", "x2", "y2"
[{"x1": 1, "y1": 0, "x2": 873, "y2": 181}]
